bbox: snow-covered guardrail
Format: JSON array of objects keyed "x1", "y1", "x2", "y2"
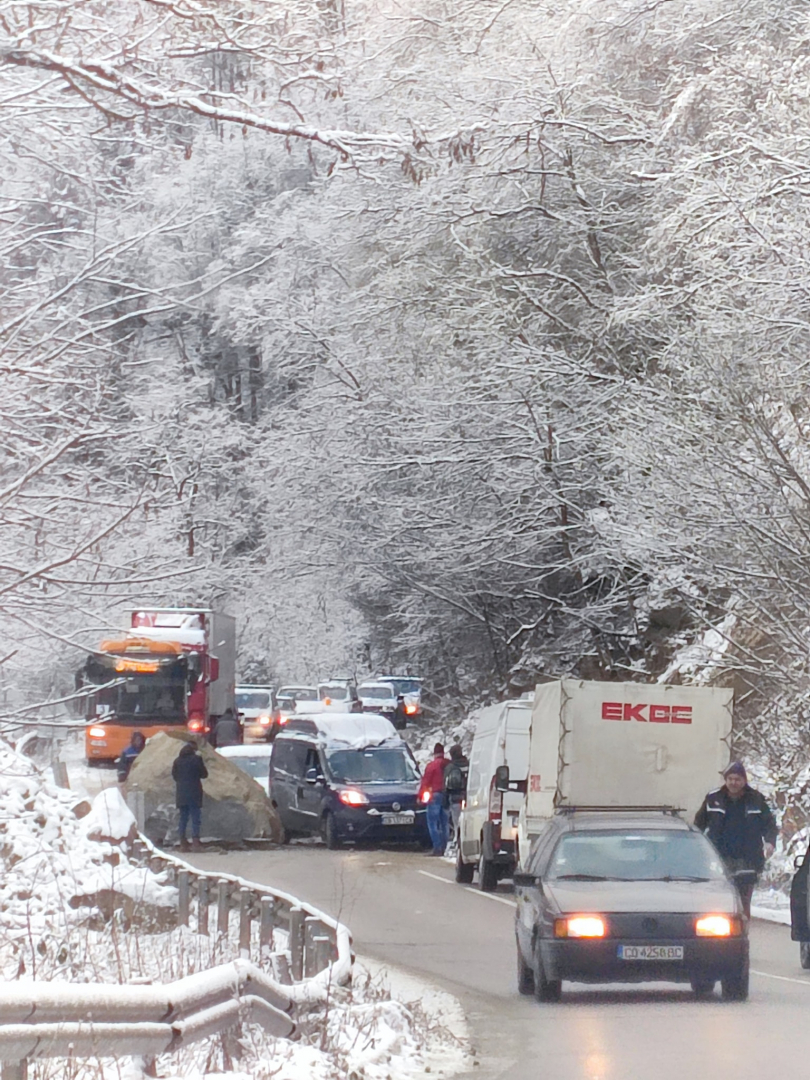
[{"x1": 0, "y1": 835, "x2": 354, "y2": 1078}]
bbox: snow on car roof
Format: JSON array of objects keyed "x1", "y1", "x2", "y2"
[
  {"x1": 282, "y1": 712, "x2": 400, "y2": 748},
  {"x1": 217, "y1": 744, "x2": 274, "y2": 758}
]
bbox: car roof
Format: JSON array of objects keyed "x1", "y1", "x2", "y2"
[
  {"x1": 555, "y1": 810, "x2": 693, "y2": 833},
  {"x1": 217, "y1": 744, "x2": 274, "y2": 757},
  {"x1": 278, "y1": 712, "x2": 401, "y2": 747},
  {"x1": 277, "y1": 685, "x2": 316, "y2": 693},
  {"x1": 358, "y1": 681, "x2": 396, "y2": 691},
  {"x1": 236, "y1": 685, "x2": 274, "y2": 691}
]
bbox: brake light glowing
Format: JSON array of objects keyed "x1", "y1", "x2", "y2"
[
  {"x1": 555, "y1": 916, "x2": 606, "y2": 938},
  {"x1": 339, "y1": 789, "x2": 368, "y2": 806},
  {"x1": 258, "y1": 715, "x2": 271, "y2": 725},
  {"x1": 88, "y1": 726, "x2": 107, "y2": 738},
  {"x1": 695, "y1": 915, "x2": 737, "y2": 937},
  {"x1": 187, "y1": 718, "x2": 204, "y2": 732},
  {"x1": 421, "y1": 790, "x2": 432, "y2": 803},
  {"x1": 405, "y1": 704, "x2": 417, "y2": 715},
  {"x1": 278, "y1": 715, "x2": 289, "y2": 725}
]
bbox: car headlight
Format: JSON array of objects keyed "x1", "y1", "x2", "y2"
[
  {"x1": 258, "y1": 715, "x2": 271, "y2": 725},
  {"x1": 695, "y1": 914, "x2": 741, "y2": 937},
  {"x1": 554, "y1": 915, "x2": 606, "y2": 938},
  {"x1": 339, "y1": 789, "x2": 369, "y2": 806}
]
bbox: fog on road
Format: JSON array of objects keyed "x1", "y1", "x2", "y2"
[{"x1": 185, "y1": 842, "x2": 809, "y2": 1079}]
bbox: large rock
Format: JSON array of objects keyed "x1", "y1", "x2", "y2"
[{"x1": 127, "y1": 731, "x2": 282, "y2": 844}]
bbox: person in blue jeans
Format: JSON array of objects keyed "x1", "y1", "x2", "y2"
[
  {"x1": 418, "y1": 742, "x2": 451, "y2": 855},
  {"x1": 171, "y1": 740, "x2": 208, "y2": 851}
]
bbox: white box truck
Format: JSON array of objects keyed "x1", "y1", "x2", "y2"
[{"x1": 514, "y1": 679, "x2": 733, "y2": 867}]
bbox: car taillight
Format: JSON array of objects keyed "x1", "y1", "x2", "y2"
[
  {"x1": 405, "y1": 704, "x2": 417, "y2": 715},
  {"x1": 258, "y1": 715, "x2": 271, "y2": 725},
  {"x1": 88, "y1": 726, "x2": 107, "y2": 738},
  {"x1": 324, "y1": 697, "x2": 332, "y2": 706},
  {"x1": 187, "y1": 718, "x2": 204, "y2": 732},
  {"x1": 278, "y1": 714, "x2": 290, "y2": 725},
  {"x1": 696, "y1": 915, "x2": 739, "y2": 937},
  {"x1": 555, "y1": 916, "x2": 606, "y2": 939},
  {"x1": 421, "y1": 790, "x2": 432, "y2": 803},
  {"x1": 339, "y1": 789, "x2": 368, "y2": 806}
]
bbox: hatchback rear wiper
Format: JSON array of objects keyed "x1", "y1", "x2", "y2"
[
  {"x1": 654, "y1": 875, "x2": 712, "y2": 882},
  {"x1": 553, "y1": 873, "x2": 610, "y2": 881}
]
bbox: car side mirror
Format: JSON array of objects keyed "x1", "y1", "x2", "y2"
[
  {"x1": 494, "y1": 764, "x2": 510, "y2": 791},
  {"x1": 305, "y1": 767, "x2": 322, "y2": 785},
  {"x1": 512, "y1": 871, "x2": 539, "y2": 889},
  {"x1": 732, "y1": 869, "x2": 758, "y2": 887}
]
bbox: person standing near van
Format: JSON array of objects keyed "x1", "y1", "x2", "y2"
[
  {"x1": 419, "y1": 742, "x2": 451, "y2": 856},
  {"x1": 444, "y1": 742, "x2": 469, "y2": 841}
]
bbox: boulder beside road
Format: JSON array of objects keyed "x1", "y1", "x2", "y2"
[{"x1": 127, "y1": 730, "x2": 282, "y2": 844}]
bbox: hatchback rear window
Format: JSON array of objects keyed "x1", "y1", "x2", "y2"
[{"x1": 546, "y1": 830, "x2": 727, "y2": 882}]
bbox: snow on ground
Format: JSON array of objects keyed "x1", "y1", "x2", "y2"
[{"x1": 3, "y1": 734, "x2": 473, "y2": 1079}]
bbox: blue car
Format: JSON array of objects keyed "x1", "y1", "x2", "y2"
[{"x1": 269, "y1": 713, "x2": 429, "y2": 849}]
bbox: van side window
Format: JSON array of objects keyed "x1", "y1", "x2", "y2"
[
  {"x1": 271, "y1": 741, "x2": 291, "y2": 774},
  {"x1": 304, "y1": 747, "x2": 320, "y2": 775},
  {"x1": 286, "y1": 741, "x2": 311, "y2": 779}
]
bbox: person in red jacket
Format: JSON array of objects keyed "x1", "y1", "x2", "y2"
[{"x1": 419, "y1": 742, "x2": 451, "y2": 856}]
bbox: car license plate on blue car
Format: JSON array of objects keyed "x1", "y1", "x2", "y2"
[
  {"x1": 381, "y1": 813, "x2": 413, "y2": 826},
  {"x1": 618, "y1": 945, "x2": 684, "y2": 960}
]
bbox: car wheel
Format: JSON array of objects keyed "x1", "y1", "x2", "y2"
[
  {"x1": 801, "y1": 942, "x2": 810, "y2": 970},
  {"x1": 456, "y1": 849, "x2": 474, "y2": 884},
  {"x1": 532, "y1": 939, "x2": 562, "y2": 1003},
  {"x1": 478, "y1": 854, "x2": 498, "y2": 892},
  {"x1": 517, "y1": 943, "x2": 535, "y2": 995},
  {"x1": 721, "y1": 959, "x2": 749, "y2": 1001},
  {"x1": 690, "y1": 976, "x2": 716, "y2": 998},
  {"x1": 324, "y1": 814, "x2": 342, "y2": 850}
]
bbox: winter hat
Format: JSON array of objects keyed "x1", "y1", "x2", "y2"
[
  {"x1": 724, "y1": 761, "x2": 747, "y2": 782},
  {"x1": 433, "y1": 742, "x2": 445, "y2": 756},
  {"x1": 449, "y1": 743, "x2": 464, "y2": 760}
]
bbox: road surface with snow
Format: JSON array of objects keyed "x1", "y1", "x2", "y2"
[{"x1": 183, "y1": 843, "x2": 810, "y2": 1080}]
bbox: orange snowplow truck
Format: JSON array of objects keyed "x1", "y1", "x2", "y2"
[{"x1": 79, "y1": 608, "x2": 236, "y2": 766}]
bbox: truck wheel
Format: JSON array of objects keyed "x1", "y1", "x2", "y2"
[
  {"x1": 517, "y1": 944, "x2": 535, "y2": 995},
  {"x1": 801, "y1": 942, "x2": 810, "y2": 970},
  {"x1": 721, "y1": 959, "x2": 749, "y2": 1001},
  {"x1": 478, "y1": 854, "x2": 498, "y2": 892},
  {"x1": 324, "y1": 814, "x2": 342, "y2": 850},
  {"x1": 456, "y1": 849, "x2": 474, "y2": 884},
  {"x1": 533, "y1": 940, "x2": 562, "y2": 1003}
]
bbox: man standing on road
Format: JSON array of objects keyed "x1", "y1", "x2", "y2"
[
  {"x1": 444, "y1": 742, "x2": 469, "y2": 845},
  {"x1": 172, "y1": 740, "x2": 208, "y2": 852},
  {"x1": 694, "y1": 761, "x2": 777, "y2": 916},
  {"x1": 419, "y1": 742, "x2": 451, "y2": 856},
  {"x1": 393, "y1": 695, "x2": 409, "y2": 730}
]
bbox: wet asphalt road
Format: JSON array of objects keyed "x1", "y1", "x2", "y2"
[{"x1": 185, "y1": 842, "x2": 809, "y2": 1080}]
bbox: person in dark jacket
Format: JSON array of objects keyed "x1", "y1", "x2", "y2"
[
  {"x1": 393, "y1": 695, "x2": 409, "y2": 730},
  {"x1": 445, "y1": 742, "x2": 469, "y2": 841},
  {"x1": 116, "y1": 731, "x2": 145, "y2": 783},
  {"x1": 171, "y1": 741, "x2": 208, "y2": 851},
  {"x1": 214, "y1": 708, "x2": 242, "y2": 747},
  {"x1": 694, "y1": 761, "x2": 777, "y2": 916}
]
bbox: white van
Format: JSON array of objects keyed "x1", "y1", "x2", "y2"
[{"x1": 455, "y1": 696, "x2": 533, "y2": 891}]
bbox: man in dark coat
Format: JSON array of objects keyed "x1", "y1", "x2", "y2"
[
  {"x1": 393, "y1": 695, "x2": 409, "y2": 730},
  {"x1": 444, "y1": 742, "x2": 470, "y2": 842},
  {"x1": 694, "y1": 761, "x2": 777, "y2": 916},
  {"x1": 116, "y1": 731, "x2": 145, "y2": 783},
  {"x1": 171, "y1": 741, "x2": 208, "y2": 851},
  {"x1": 214, "y1": 708, "x2": 242, "y2": 747}
]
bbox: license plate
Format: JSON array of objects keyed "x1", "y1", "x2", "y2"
[
  {"x1": 618, "y1": 945, "x2": 684, "y2": 961},
  {"x1": 381, "y1": 813, "x2": 414, "y2": 826}
]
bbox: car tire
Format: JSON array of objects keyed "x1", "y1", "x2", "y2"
[
  {"x1": 801, "y1": 942, "x2": 810, "y2": 970},
  {"x1": 532, "y1": 939, "x2": 562, "y2": 1003},
  {"x1": 721, "y1": 959, "x2": 749, "y2": 1001},
  {"x1": 324, "y1": 814, "x2": 342, "y2": 850},
  {"x1": 690, "y1": 976, "x2": 716, "y2": 998},
  {"x1": 517, "y1": 944, "x2": 535, "y2": 995},
  {"x1": 456, "y1": 849, "x2": 475, "y2": 884},
  {"x1": 478, "y1": 854, "x2": 498, "y2": 892}
]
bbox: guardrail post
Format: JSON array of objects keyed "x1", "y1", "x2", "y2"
[
  {"x1": 259, "y1": 896, "x2": 276, "y2": 956},
  {"x1": 126, "y1": 789, "x2": 146, "y2": 832},
  {"x1": 198, "y1": 877, "x2": 209, "y2": 936},
  {"x1": 177, "y1": 871, "x2": 190, "y2": 927},
  {"x1": 217, "y1": 879, "x2": 230, "y2": 937},
  {"x1": 2, "y1": 1061, "x2": 28, "y2": 1080},
  {"x1": 51, "y1": 761, "x2": 70, "y2": 789},
  {"x1": 289, "y1": 907, "x2": 304, "y2": 981},
  {"x1": 304, "y1": 917, "x2": 320, "y2": 977},
  {"x1": 239, "y1": 888, "x2": 252, "y2": 957},
  {"x1": 313, "y1": 935, "x2": 332, "y2": 976}
]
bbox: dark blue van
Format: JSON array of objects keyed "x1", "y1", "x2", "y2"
[{"x1": 269, "y1": 713, "x2": 429, "y2": 848}]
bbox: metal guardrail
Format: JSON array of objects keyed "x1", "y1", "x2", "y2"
[{"x1": 0, "y1": 834, "x2": 354, "y2": 1078}]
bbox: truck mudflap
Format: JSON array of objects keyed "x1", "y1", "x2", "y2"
[{"x1": 482, "y1": 820, "x2": 516, "y2": 864}]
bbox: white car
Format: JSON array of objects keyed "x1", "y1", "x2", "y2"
[
  {"x1": 376, "y1": 676, "x2": 423, "y2": 719},
  {"x1": 217, "y1": 744, "x2": 274, "y2": 796},
  {"x1": 235, "y1": 685, "x2": 275, "y2": 741},
  {"x1": 357, "y1": 681, "x2": 398, "y2": 722}
]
